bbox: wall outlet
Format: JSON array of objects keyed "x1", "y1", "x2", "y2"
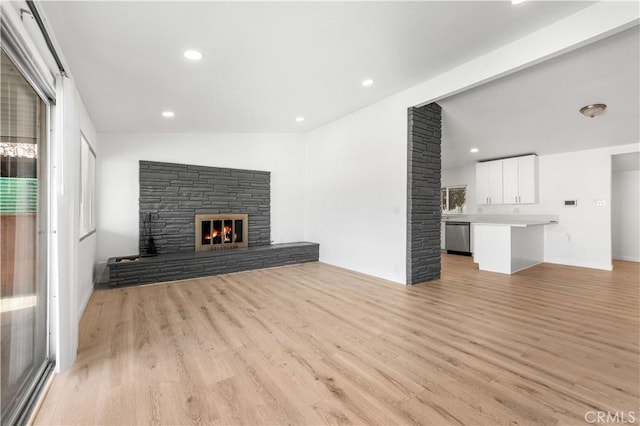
[{"x1": 593, "y1": 199, "x2": 606, "y2": 206}]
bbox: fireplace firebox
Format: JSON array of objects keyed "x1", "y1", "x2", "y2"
[{"x1": 195, "y1": 214, "x2": 248, "y2": 252}]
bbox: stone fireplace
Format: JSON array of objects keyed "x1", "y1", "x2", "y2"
[
  {"x1": 195, "y1": 213, "x2": 248, "y2": 251},
  {"x1": 107, "y1": 160, "x2": 319, "y2": 287},
  {"x1": 138, "y1": 161, "x2": 271, "y2": 255}
]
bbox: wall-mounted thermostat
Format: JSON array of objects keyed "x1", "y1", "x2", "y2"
[{"x1": 563, "y1": 200, "x2": 577, "y2": 207}]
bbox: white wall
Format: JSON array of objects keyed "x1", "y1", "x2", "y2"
[
  {"x1": 539, "y1": 147, "x2": 614, "y2": 270},
  {"x1": 303, "y1": 2, "x2": 638, "y2": 284},
  {"x1": 76, "y1": 91, "x2": 98, "y2": 318},
  {"x1": 442, "y1": 143, "x2": 640, "y2": 271},
  {"x1": 96, "y1": 133, "x2": 306, "y2": 269},
  {"x1": 53, "y1": 78, "x2": 98, "y2": 372},
  {"x1": 305, "y1": 96, "x2": 409, "y2": 284},
  {"x1": 612, "y1": 170, "x2": 640, "y2": 261}
]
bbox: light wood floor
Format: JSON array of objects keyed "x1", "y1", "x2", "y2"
[{"x1": 34, "y1": 256, "x2": 639, "y2": 425}]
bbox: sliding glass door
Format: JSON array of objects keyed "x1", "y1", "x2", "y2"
[{"x1": 0, "y1": 49, "x2": 50, "y2": 424}]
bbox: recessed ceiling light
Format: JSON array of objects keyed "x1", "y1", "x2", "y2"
[
  {"x1": 184, "y1": 50, "x2": 203, "y2": 61},
  {"x1": 470, "y1": 148, "x2": 479, "y2": 153},
  {"x1": 511, "y1": 0, "x2": 527, "y2": 4},
  {"x1": 162, "y1": 111, "x2": 175, "y2": 118},
  {"x1": 295, "y1": 116, "x2": 305, "y2": 122},
  {"x1": 362, "y1": 79, "x2": 374, "y2": 87}
]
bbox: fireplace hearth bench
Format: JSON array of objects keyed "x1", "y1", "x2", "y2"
[{"x1": 107, "y1": 242, "x2": 319, "y2": 287}]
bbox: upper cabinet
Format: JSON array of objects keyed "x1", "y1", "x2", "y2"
[
  {"x1": 476, "y1": 154, "x2": 538, "y2": 205},
  {"x1": 476, "y1": 161, "x2": 504, "y2": 205},
  {"x1": 503, "y1": 155, "x2": 538, "y2": 204}
]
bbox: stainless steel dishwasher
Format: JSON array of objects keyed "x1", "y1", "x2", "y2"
[{"x1": 445, "y1": 221, "x2": 471, "y2": 255}]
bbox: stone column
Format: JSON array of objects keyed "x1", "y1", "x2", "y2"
[{"x1": 407, "y1": 103, "x2": 441, "y2": 284}]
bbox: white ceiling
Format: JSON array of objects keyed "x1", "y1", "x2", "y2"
[
  {"x1": 440, "y1": 25, "x2": 640, "y2": 169},
  {"x1": 40, "y1": 1, "x2": 596, "y2": 134}
]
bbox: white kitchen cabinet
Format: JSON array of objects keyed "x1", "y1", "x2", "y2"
[
  {"x1": 476, "y1": 155, "x2": 538, "y2": 205},
  {"x1": 476, "y1": 160, "x2": 503, "y2": 205},
  {"x1": 503, "y1": 155, "x2": 538, "y2": 204}
]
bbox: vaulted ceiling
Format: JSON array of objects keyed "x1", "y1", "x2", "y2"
[
  {"x1": 41, "y1": 1, "x2": 594, "y2": 134},
  {"x1": 40, "y1": 2, "x2": 638, "y2": 169}
]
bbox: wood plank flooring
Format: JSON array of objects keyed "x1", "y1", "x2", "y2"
[{"x1": 34, "y1": 255, "x2": 639, "y2": 425}]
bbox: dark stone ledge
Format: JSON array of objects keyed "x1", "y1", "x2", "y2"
[{"x1": 107, "y1": 242, "x2": 319, "y2": 288}]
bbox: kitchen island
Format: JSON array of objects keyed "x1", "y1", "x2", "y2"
[{"x1": 472, "y1": 219, "x2": 556, "y2": 274}]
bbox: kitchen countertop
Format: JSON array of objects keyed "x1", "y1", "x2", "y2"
[
  {"x1": 442, "y1": 214, "x2": 559, "y2": 226},
  {"x1": 471, "y1": 220, "x2": 556, "y2": 227}
]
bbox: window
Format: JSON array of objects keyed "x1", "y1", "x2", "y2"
[
  {"x1": 79, "y1": 133, "x2": 96, "y2": 239},
  {"x1": 441, "y1": 185, "x2": 467, "y2": 214}
]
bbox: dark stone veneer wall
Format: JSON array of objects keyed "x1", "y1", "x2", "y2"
[
  {"x1": 406, "y1": 103, "x2": 442, "y2": 284},
  {"x1": 139, "y1": 161, "x2": 270, "y2": 254}
]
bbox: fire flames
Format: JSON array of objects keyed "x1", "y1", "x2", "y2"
[{"x1": 204, "y1": 230, "x2": 220, "y2": 240}]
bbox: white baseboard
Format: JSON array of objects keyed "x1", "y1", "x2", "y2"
[
  {"x1": 77, "y1": 287, "x2": 92, "y2": 320},
  {"x1": 544, "y1": 257, "x2": 613, "y2": 271},
  {"x1": 612, "y1": 255, "x2": 640, "y2": 262}
]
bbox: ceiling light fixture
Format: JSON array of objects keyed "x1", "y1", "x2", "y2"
[
  {"x1": 511, "y1": 0, "x2": 527, "y2": 4},
  {"x1": 362, "y1": 79, "x2": 374, "y2": 87},
  {"x1": 184, "y1": 50, "x2": 203, "y2": 61},
  {"x1": 295, "y1": 116, "x2": 304, "y2": 122},
  {"x1": 579, "y1": 103, "x2": 607, "y2": 118},
  {"x1": 162, "y1": 111, "x2": 175, "y2": 118},
  {"x1": 470, "y1": 148, "x2": 479, "y2": 153}
]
